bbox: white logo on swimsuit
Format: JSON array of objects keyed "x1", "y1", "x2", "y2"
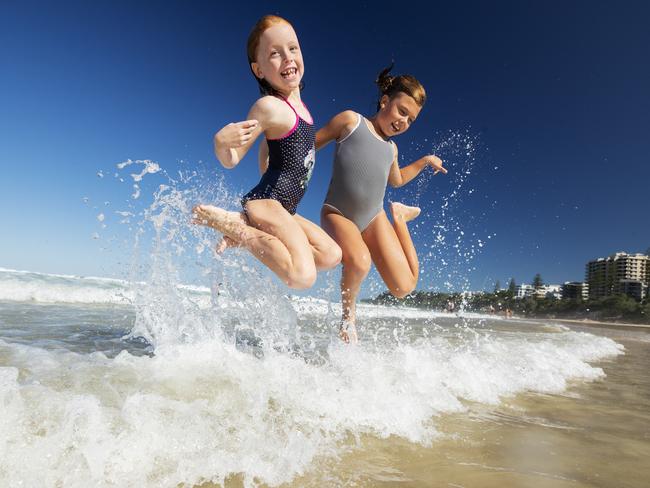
[{"x1": 300, "y1": 147, "x2": 315, "y2": 189}]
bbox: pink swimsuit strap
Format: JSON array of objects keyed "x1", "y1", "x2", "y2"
[
  {"x1": 277, "y1": 95, "x2": 313, "y2": 125},
  {"x1": 267, "y1": 95, "x2": 313, "y2": 141}
]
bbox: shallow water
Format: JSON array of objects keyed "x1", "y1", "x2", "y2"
[
  {"x1": 2, "y1": 280, "x2": 646, "y2": 488},
  {"x1": 281, "y1": 333, "x2": 650, "y2": 488}
]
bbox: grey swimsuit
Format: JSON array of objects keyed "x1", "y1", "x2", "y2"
[{"x1": 323, "y1": 113, "x2": 395, "y2": 231}]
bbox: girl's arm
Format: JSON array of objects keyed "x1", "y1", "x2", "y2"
[
  {"x1": 387, "y1": 144, "x2": 447, "y2": 188},
  {"x1": 213, "y1": 98, "x2": 275, "y2": 168},
  {"x1": 213, "y1": 119, "x2": 261, "y2": 168},
  {"x1": 315, "y1": 110, "x2": 358, "y2": 150}
]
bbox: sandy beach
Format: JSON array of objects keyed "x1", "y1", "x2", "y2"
[{"x1": 534, "y1": 317, "x2": 650, "y2": 330}]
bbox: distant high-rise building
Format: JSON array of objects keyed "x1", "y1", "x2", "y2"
[
  {"x1": 586, "y1": 252, "x2": 649, "y2": 300},
  {"x1": 562, "y1": 282, "x2": 589, "y2": 300},
  {"x1": 618, "y1": 280, "x2": 648, "y2": 301}
]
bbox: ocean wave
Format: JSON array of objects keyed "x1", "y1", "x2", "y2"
[
  {"x1": 0, "y1": 268, "x2": 134, "y2": 305},
  {"x1": 0, "y1": 268, "x2": 488, "y2": 320},
  {"x1": 0, "y1": 327, "x2": 623, "y2": 487}
]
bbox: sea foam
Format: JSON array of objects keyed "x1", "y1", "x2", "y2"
[{"x1": 0, "y1": 324, "x2": 623, "y2": 487}]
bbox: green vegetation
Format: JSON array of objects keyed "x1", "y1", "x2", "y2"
[
  {"x1": 508, "y1": 278, "x2": 516, "y2": 295},
  {"x1": 364, "y1": 289, "x2": 650, "y2": 324}
]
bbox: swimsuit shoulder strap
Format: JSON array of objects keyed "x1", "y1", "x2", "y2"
[
  {"x1": 338, "y1": 113, "x2": 362, "y2": 144},
  {"x1": 276, "y1": 95, "x2": 299, "y2": 116}
]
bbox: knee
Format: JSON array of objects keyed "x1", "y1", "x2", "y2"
[
  {"x1": 320, "y1": 243, "x2": 342, "y2": 270},
  {"x1": 343, "y1": 252, "x2": 371, "y2": 278},
  {"x1": 286, "y1": 267, "x2": 317, "y2": 290},
  {"x1": 389, "y1": 279, "x2": 417, "y2": 299}
]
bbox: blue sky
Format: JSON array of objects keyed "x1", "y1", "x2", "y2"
[{"x1": 1, "y1": 1, "x2": 649, "y2": 295}]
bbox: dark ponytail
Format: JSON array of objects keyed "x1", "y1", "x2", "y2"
[{"x1": 375, "y1": 63, "x2": 426, "y2": 111}]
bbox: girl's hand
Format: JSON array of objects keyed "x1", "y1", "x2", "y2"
[
  {"x1": 423, "y1": 155, "x2": 447, "y2": 175},
  {"x1": 214, "y1": 120, "x2": 259, "y2": 148}
]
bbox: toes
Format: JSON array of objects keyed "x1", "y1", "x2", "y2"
[{"x1": 215, "y1": 240, "x2": 228, "y2": 254}]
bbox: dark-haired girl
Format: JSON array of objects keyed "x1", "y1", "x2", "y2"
[{"x1": 317, "y1": 66, "x2": 447, "y2": 342}]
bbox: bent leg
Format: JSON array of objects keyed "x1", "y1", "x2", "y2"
[
  {"x1": 293, "y1": 213, "x2": 342, "y2": 271},
  {"x1": 193, "y1": 201, "x2": 316, "y2": 289},
  {"x1": 321, "y1": 208, "x2": 371, "y2": 342},
  {"x1": 362, "y1": 204, "x2": 419, "y2": 299}
]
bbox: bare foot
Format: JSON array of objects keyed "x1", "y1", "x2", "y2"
[
  {"x1": 339, "y1": 320, "x2": 358, "y2": 344},
  {"x1": 390, "y1": 202, "x2": 421, "y2": 223},
  {"x1": 192, "y1": 205, "x2": 246, "y2": 237},
  {"x1": 215, "y1": 235, "x2": 239, "y2": 254}
]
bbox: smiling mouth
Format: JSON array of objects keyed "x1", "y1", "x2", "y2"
[
  {"x1": 391, "y1": 122, "x2": 400, "y2": 132},
  {"x1": 281, "y1": 67, "x2": 298, "y2": 79}
]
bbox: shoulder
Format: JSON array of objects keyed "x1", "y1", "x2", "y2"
[
  {"x1": 250, "y1": 96, "x2": 284, "y2": 117},
  {"x1": 390, "y1": 141, "x2": 398, "y2": 159},
  {"x1": 249, "y1": 96, "x2": 294, "y2": 128},
  {"x1": 335, "y1": 110, "x2": 359, "y2": 126},
  {"x1": 321, "y1": 110, "x2": 360, "y2": 142},
  {"x1": 324, "y1": 110, "x2": 359, "y2": 132}
]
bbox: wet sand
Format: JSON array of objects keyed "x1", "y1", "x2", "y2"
[
  {"x1": 541, "y1": 317, "x2": 650, "y2": 330},
  {"x1": 209, "y1": 320, "x2": 650, "y2": 488},
  {"x1": 300, "y1": 321, "x2": 649, "y2": 487}
]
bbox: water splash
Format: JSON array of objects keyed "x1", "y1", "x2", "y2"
[
  {"x1": 89, "y1": 159, "x2": 309, "y2": 356},
  {"x1": 389, "y1": 129, "x2": 498, "y2": 300}
]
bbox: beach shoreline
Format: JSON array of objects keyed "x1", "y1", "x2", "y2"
[{"x1": 529, "y1": 316, "x2": 650, "y2": 330}]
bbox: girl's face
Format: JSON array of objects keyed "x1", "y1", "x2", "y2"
[
  {"x1": 251, "y1": 23, "x2": 304, "y2": 94},
  {"x1": 376, "y1": 92, "x2": 422, "y2": 137}
]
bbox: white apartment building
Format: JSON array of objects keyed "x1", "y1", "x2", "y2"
[
  {"x1": 515, "y1": 284, "x2": 534, "y2": 299},
  {"x1": 539, "y1": 284, "x2": 562, "y2": 300},
  {"x1": 515, "y1": 284, "x2": 561, "y2": 300}
]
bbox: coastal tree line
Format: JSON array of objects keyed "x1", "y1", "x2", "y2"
[{"x1": 363, "y1": 274, "x2": 650, "y2": 324}]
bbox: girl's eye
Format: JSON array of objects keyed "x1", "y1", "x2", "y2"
[
  {"x1": 290, "y1": 46, "x2": 298, "y2": 52},
  {"x1": 399, "y1": 109, "x2": 412, "y2": 124},
  {"x1": 270, "y1": 51, "x2": 279, "y2": 57}
]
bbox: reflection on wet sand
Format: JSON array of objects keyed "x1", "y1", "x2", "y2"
[{"x1": 282, "y1": 325, "x2": 650, "y2": 488}]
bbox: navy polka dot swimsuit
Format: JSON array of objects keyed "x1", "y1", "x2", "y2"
[{"x1": 241, "y1": 97, "x2": 315, "y2": 215}]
